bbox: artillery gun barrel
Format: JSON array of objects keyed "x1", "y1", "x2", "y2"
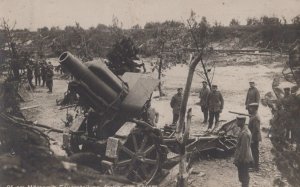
[{"x1": 59, "y1": 52, "x2": 126, "y2": 104}]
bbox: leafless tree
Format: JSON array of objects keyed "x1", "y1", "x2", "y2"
[{"x1": 1, "y1": 18, "x2": 20, "y2": 79}]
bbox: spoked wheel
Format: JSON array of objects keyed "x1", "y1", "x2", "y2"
[{"x1": 113, "y1": 130, "x2": 161, "y2": 185}]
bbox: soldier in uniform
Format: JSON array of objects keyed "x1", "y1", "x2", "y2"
[
  {"x1": 170, "y1": 88, "x2": 183, "y2": 125},
  {"x1": 199, "y1": 81, "x2": 210, "y2": 124},
  {"x1": 41, "y1": 61, "x2": 47, "y2": 87},
  {"x1": 26, "y1": 65, "x2": 34, "y2": 89},
  {"x1": 45, "y1": 64, "x2": 54, "y2": 93},
  {"x1": 207, "y1": 85, "x2": 224, "y2": 130},
  {"x1": 34, "y1": 62, "x2": 41, "y2": 86},
  {"x1": 245, "y1": 81, "x2": 260, "y2": 113},
  {"x1": 234, "y1": 116, "x2": 253, "y2": 187},
  {"x1": 248, "y1": 103, "x2": 262, "y2": 171}
]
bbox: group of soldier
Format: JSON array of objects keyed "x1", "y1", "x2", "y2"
[
  {"x1": 170, "y1": 81, "x2": 261, "y2": 187},
  {"x1": 26, "y1": 61, "x2": 54, "y2": 93}
]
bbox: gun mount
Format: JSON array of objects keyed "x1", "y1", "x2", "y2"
[{"x1": 59, "y1": 52, "x2": 166, "y2": 184}]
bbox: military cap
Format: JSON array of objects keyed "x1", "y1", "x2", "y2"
[
  {"x1": 284, "y1": 87, "x2": 290, "y2": 91},
  {"x1": 212, "y1": 84, "x2": 218, "y2": 88},
  {"x1": 202, "y1": 81, "x2": 207, "y2": 84},
  {"x1": 249, "y1": 80, "x2": 255, "y2": 83},
  {"x1": 177, "y1": 88, "x2": 183, "y2": 91}
]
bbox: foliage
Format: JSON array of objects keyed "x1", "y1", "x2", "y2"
[
  {"x1": 247, "y1": 17, "x2": 260, "y2": 26},
  {"x1": 292, "y1": 15, "x2": 300, "y2": 25},
  {"x1": 229, "y1": 19, "x2": 240, "y2": 26},
  {"x1": 106, "y1": 37, "x2": 139, "y2": 75}
]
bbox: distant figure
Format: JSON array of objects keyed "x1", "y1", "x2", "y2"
[
  {"x1": 199, "y1": 81, "x2": 210, "y2": 124},
  {"x1": 170, "y1": 88, "x2": 183, "y2": 125},
  {"x1": 143, "y1": 100, "x2": 159, "y2": 127},
  {"x1": 207, "y1": 85, "x2": 224, "y2": 130},
  {"x1": 45, "y1": 65, "x2": 54, "y2": 93},
  {"x1": 34, "y1": 63, "x2": 41, "y2": 86},
  {"x1": 248, "y1": 103, "x2": 261, "y2": 172},
  {"x1": 245, "y1": 81, "x2": 260, "y2": 113},
  {"x1": 26, "y1": 65, "x2": 34, "y2": 89},
  {"x1": 234, "y1": 116, "x2": 253, "y2": 187},
  {"x1": 41, "y1": 62, "x2": 47, "y2": 87}
]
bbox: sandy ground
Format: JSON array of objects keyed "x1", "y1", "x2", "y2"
[{"x1": 21, "y1": 54, "x2": 289, "y2": 186}]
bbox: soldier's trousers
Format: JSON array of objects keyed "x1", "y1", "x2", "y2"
[
  {"x1": 172, "y1": 113, "x2": 179, "y2": 124},
  {"x1": 208, "y1": 111, "x2": 219, "y2": 129},
  {"x1": 237, "y1": 163, "x2": 250, "y2": 187},
  {"x1": 46, "y1": 80, "x2": 53, "y2": 92},
  {"x1": 42, "y1": 76, "x2": 46, "y2": 86},
  {"x1": 35, "y1": 75, "x2": 41, "y2": 86},
  {"x1": 201, "y1": 106, "x2": 208, "y2": 122},
  {"x1": 27, "y1": 77, "x2": 34, "y2": 89},
  {"x1": 251, "y1": 141, "x2": 259, "y2": 169}
]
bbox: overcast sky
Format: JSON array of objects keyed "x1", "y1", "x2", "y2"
[{"x1": 1, "y1": 0, "x2": 300, "y2": 30}]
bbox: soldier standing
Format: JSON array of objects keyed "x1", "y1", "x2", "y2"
[
  {"x1": 170, "y1": 88, "x2": 183, "y2": 125},
  {"x1": 207, "y1": 85, "x2": 224, "y2": 130},
  {"x1": 41, "y1": 62, "x2": 47, "y2": 87},
  {"x1": 248, "y1": 103, "x2": 262, "y2": 171},
  {"x1": 199, "y1": 81, "x2": 210, "y2": 124},
  {"x1": 34, "y1": 62, "x2": 41, "y2": 86},
  {"x1": 45, "y1": 64, "x2": 54, "y2": 93},
  {"x1": 245, "y1": 81, "x2": 260, "y2": 113},
  {"x1": 26, "y1": 65, "x2": 34, "y2": 89},
  {"x1": 234, "y1": 116, "x2": 253, "y2": 187}
]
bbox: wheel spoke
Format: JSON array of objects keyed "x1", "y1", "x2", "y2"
[
  {"x1": 125, "y1": 165, "x2": 134, "y2": 178},
  {"x1": 139, "y1": 135, "x2": 148, "y2": 151},
  {"x1": 144, "y1": 145, "x2": 155, "y2": 155},
  {"x1": 140, "y1": 165, "x2": 149, "y2": 179},
  {"x1": 143, "y1": 158, "x2": 157, "y2": 165},
  {"x1": 121, "y1": 145, "x2": 135, "y2": 157},
  {"x1": 132, "y1": 170, "x2": 145, "y2": 182},
  {"x1": 116, "y1": 159, "x2": 132, "y2": 167},
  {"x1": 132, "y1": 134, "x2": 139, "y2": 152}
]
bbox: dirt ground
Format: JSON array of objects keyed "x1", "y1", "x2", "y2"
[{"x1": 21, "y1": 53, "x2": 291, "y2": 187}]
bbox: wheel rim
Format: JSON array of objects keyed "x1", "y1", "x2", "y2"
[{"x1": 113, "y1": 131, "x2": 160, "y2": 184}]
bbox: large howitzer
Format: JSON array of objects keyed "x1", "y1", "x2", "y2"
[{"x1": 59, "y1": 52, "x2": 166, "y2": 184}]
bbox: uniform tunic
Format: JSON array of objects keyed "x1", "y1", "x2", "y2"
[{"x1": 245, "y1": 87, "x2": 260, "y2": 107}]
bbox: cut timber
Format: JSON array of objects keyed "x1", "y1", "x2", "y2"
[{"x1": 20, "y1": 105, "x2": 39, "y2": 110}]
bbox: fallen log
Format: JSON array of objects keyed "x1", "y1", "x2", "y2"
[{"x1": 0, "y1": 112, "x2": 64, "y2": 134}]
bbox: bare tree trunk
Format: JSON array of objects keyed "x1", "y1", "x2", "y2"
[
  {"x1": 158, "y1": 56, "x2": 164, "y2": 96},
  {"x1": 200, "y1": 58, "x2": 212, "y2": 89},
  {"x1": 176, "y1": 54, "x2": 201, "y2": 187},
  {"x1": 158, "y1": 44, "x2": 165, "y2": 97}
]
